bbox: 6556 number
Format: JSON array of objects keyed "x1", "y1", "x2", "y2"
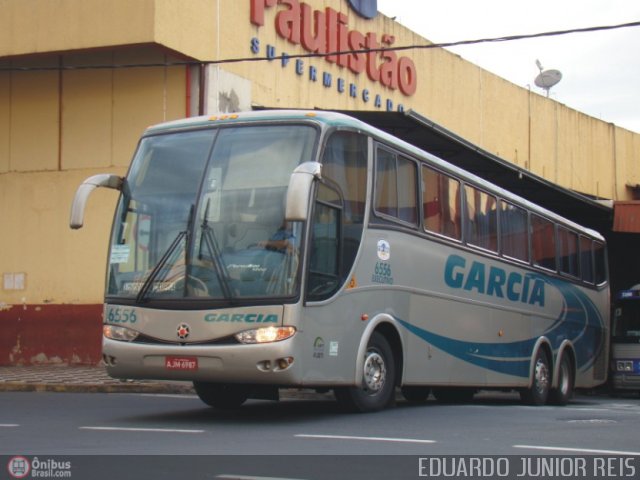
[{"x1": 106, "y1": 307, "x2": 137, "y2": 324}]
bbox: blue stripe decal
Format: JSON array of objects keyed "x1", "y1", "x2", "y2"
[{"x1": 398, "y1": 274, "x2": 605, "y2": 378}]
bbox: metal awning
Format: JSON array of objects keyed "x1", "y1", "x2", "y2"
[
  {"x1": 338, "y1": 109, "x2": 614, "y2": 234},
  {"x1": 613, "y1": 201, "x2": 640, "y2": 233}
]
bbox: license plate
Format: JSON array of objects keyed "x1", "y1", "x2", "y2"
[{"x1": 165, "y1": 356, "x2": 198, "y2": 371}]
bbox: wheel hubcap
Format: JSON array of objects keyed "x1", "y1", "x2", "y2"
[
  {"x1": 534, "y1": 358, "x2": 549, "y2": 395},
  {"x1": 363, "y1": 351, "x2": 386, "y2": 394},
  {"x1": 559, "y1": 362, "x2": 569, "y2": 395}
]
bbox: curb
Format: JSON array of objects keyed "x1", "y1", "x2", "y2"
[
  {"x1": 0, "y1": 379, "x2": 336, "y2": 400},
  {"x1": 0, "y1": 382, "x2": 195, "y2": 394}
]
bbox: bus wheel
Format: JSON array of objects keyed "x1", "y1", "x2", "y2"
[
  {"x1": 334, "y1": 332, "x2": 396, "y2": 413},
  {"x1": 193, "y1": 382, "x2": 249, "y2": 409},
  {"x1": 401, "y1": 386, "x2": 431, "y2": 403},
  {"x1": 520, "y1": 349, "x2": 550, "y2": 406},
  {"x1": 548, "y1": 353, "x2": 574, "y2": 406}
]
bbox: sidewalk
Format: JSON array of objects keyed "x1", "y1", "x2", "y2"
[
  {"x1": 0, "y1": 365, "x2": 335, "y2": 401},
  {"x1": 0, "y1": 365, "x2": 194, "y2": 394}
]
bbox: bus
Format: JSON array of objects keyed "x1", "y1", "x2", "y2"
[
  {"x1": 611, "y1": 286, "x2": 640, "y2": 393},
  {"x1": 70, "y1": 110, "x2": 609, "y2": 412}
]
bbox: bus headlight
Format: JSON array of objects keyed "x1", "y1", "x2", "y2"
[
  {"x1": 104, "y1": 325, "x2": 139, "y2": 342},
  {"x1": 235, "y1": 326, "x2": 296, "y2": 344}
]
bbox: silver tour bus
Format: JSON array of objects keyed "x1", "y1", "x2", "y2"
[
  {"x1": 70, "y1": 110, "x2": 609, "y2": 412},
  {"x1": 611, "y1": 285, "x2": 640, "y2": 393}
]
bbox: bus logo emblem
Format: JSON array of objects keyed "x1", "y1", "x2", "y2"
[
  {"x1": 177, "y1": 323, "x2": 191, "y2": 340},
  {"x1": 377, "y1": 240, "x2": 390, "y2": 261}
]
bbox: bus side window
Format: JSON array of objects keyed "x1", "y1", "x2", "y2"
[
  {"x1": 321, "y1": 131, "x2": 367, "y2": 286},
  {"x1": 580, "y1": 236, "x2": 595, "y2": 283},
  {"x1": 499, "y1": 201, "x2": 528, "y2": 262},
  {"x1": 375, "y1": 148, "x2": 396, "y2": 218},
  {"x1": 464, "y1": 184, "x2": 497, "y2": 252},
  {"x1": 374, "y1": 148, "x2": 418, "y2": 226},
  {"x1": 531, "y1": 214, "x2": 556, "y2": 271},
  {"x1": 422, "y1": 165, "x2": 461, "y2": 240},
  {"x1": 307, "y1": 184, "x2": 341, "y2": 301},
  {"x1": 558, "y1": 226, "x2": 579, "y2": 277},
  {"x1": 594, "y1": 241, "x2": 607, "y2": 285}
]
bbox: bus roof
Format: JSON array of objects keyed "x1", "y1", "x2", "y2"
[{"x1": 144, "y1": 110, "x2": 605, "y2": 242}]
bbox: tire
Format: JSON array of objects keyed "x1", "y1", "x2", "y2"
[
  {"x1": 401, "y1": 386, "x2": 431, "y2": 403},
  {"x1": 334, "y1": 332, "x2": 396, "y2": 413},
  {"x1": 193, "y1": 382, "x2": 249, "y2": 409},
  {"x1": 548, "y1": 353, "x2": 574, "y2": 406},
  {"x1": 432, "y1": 387, "x2": 475, "y2": 404},
  {"x1": 520, "y1": 349, "x2": 551, "y2": 406}
]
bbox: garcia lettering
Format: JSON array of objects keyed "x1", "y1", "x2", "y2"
[
  {"x1": 204, "y1": 312, "x2": 279, "y2": 323},
  {"x1": 444, "y1": 254, "x2": 545, "y2": 307}
]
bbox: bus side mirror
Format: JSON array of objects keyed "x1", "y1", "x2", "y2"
[
  {"x1": 69, "y1": 174, "x2": 123, "y2": 229},
  {"x1": 285, "y1": 162, "x2": 322, "y2": 221}
]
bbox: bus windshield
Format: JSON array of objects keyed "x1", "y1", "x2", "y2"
[
  {"x1": 614, "y1": 292, "x2": 640, "y2": 342},
  {"x1": 107, "y1": 124, "x2": 317, "y2": 304}
]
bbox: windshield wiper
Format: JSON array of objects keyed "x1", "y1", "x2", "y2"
[
  {"x1": 135, "y1": 230, "x2": 187, "y2": 303},
  {"x1": 135, "y1": 205, "x2": 194, "y2": 304},
  {"x1": 200, "y1": 199, "x2": 234, "y2": 300}
]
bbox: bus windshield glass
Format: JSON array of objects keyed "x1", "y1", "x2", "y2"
[
  {"x1": 614, "y1": 293, "x2": 640, "y2": 342},
  {"x1": 107, "y1": 124, "x2": 317, "y2": 304}
]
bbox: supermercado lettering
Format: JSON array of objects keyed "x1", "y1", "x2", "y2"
[
  {"x1": 250, "y1": 0, "x2": 418, "y2": 96},
  {"x1": 444, "y1": 254, "x2": 545, "y2": 307},
  {"x1": 205, "y1": 312, "x2": 279, "y2": 323}
]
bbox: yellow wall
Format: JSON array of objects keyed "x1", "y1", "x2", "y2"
[
  {"x1": 0, "y1": 48, "x2": 186, "y2": 305},
  {"x1": 215, "y1": 0, "x2": 637, "y2": 200},
  {"x1": 1, "y1": 0, "x2": 639, "y2": 307},
  {"x1": 0, "y1": 0, "x2": 219, "y2": 62},
  {"x1": 0, "y1": 169, "x2": 123, "y2": 304},
  {"x1": 0, "y1": 0, "x2": 155, "y2": 58},
  {"x1": 615, "y1": 128, "x2": 640, "y2": 193}
]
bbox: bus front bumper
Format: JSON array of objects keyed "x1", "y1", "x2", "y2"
[
  {"x1": 102, "y1": 337, "x2": 302, "y2": 385},
  {"x1": 611, "y1": 373, "x2": 640, "y2": 391}
]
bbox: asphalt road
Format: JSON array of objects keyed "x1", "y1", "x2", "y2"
[{"x1": 2, "y1": 390, "x2": 640, "y2": 479}]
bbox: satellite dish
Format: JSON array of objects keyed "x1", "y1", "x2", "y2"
[
  {"x1": 535, "y1": 69, "x2": 563, "y2": 90},
  {"x1": 534, "y1": 60, "x2": 562, "y2": 97}
]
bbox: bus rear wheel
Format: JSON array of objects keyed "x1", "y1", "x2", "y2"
[
  {"x1": 520, "y1": 349, "x2": 550, "y2": 406},
  {"x1": 193, "y1": 382, "x2": 249, "y2": 409},
  {"x1": 334, "y1": 332, "x2": 396, "y2": 413},
  {"x1": 548, "y1": 353, "x2": 574, "y2": 406}
]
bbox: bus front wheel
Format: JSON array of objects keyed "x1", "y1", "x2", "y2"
[
  {"x1": 520, "y1": 349, "x2": 550, "y2": 406},
  {"x1": 193, "y1": 382, "x2": 249, "y2": 409},
  {"x1": 335, "y1": 332, "x2": 396, "y2": 413}
]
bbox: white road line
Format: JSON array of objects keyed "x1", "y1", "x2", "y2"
[
  {"x1": 132, "y1": 394, "x2": 199, "y2": 399},
  {"x1": 80, "y1": 426, "x2": 204, "y2": 434},
  {"x1": 295, "y1": 434, "x2": 436, "y2": 444},
  {"x1": 216, "y1": 476, "x2": 307, "y2": 480},
  {"x1": 563, "y1": 407, "x2": 612, "y2": 412},
  {"x1": 0, "y1": 424, "x2": 19, "y2": 428},
  {"x1": 513, "y1": 445, "x2": 640, "y2": 456}
]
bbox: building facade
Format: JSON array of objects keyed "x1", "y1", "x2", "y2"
[{"x1": 1, "y1": 0, "x2": 639, "y2": 365}]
